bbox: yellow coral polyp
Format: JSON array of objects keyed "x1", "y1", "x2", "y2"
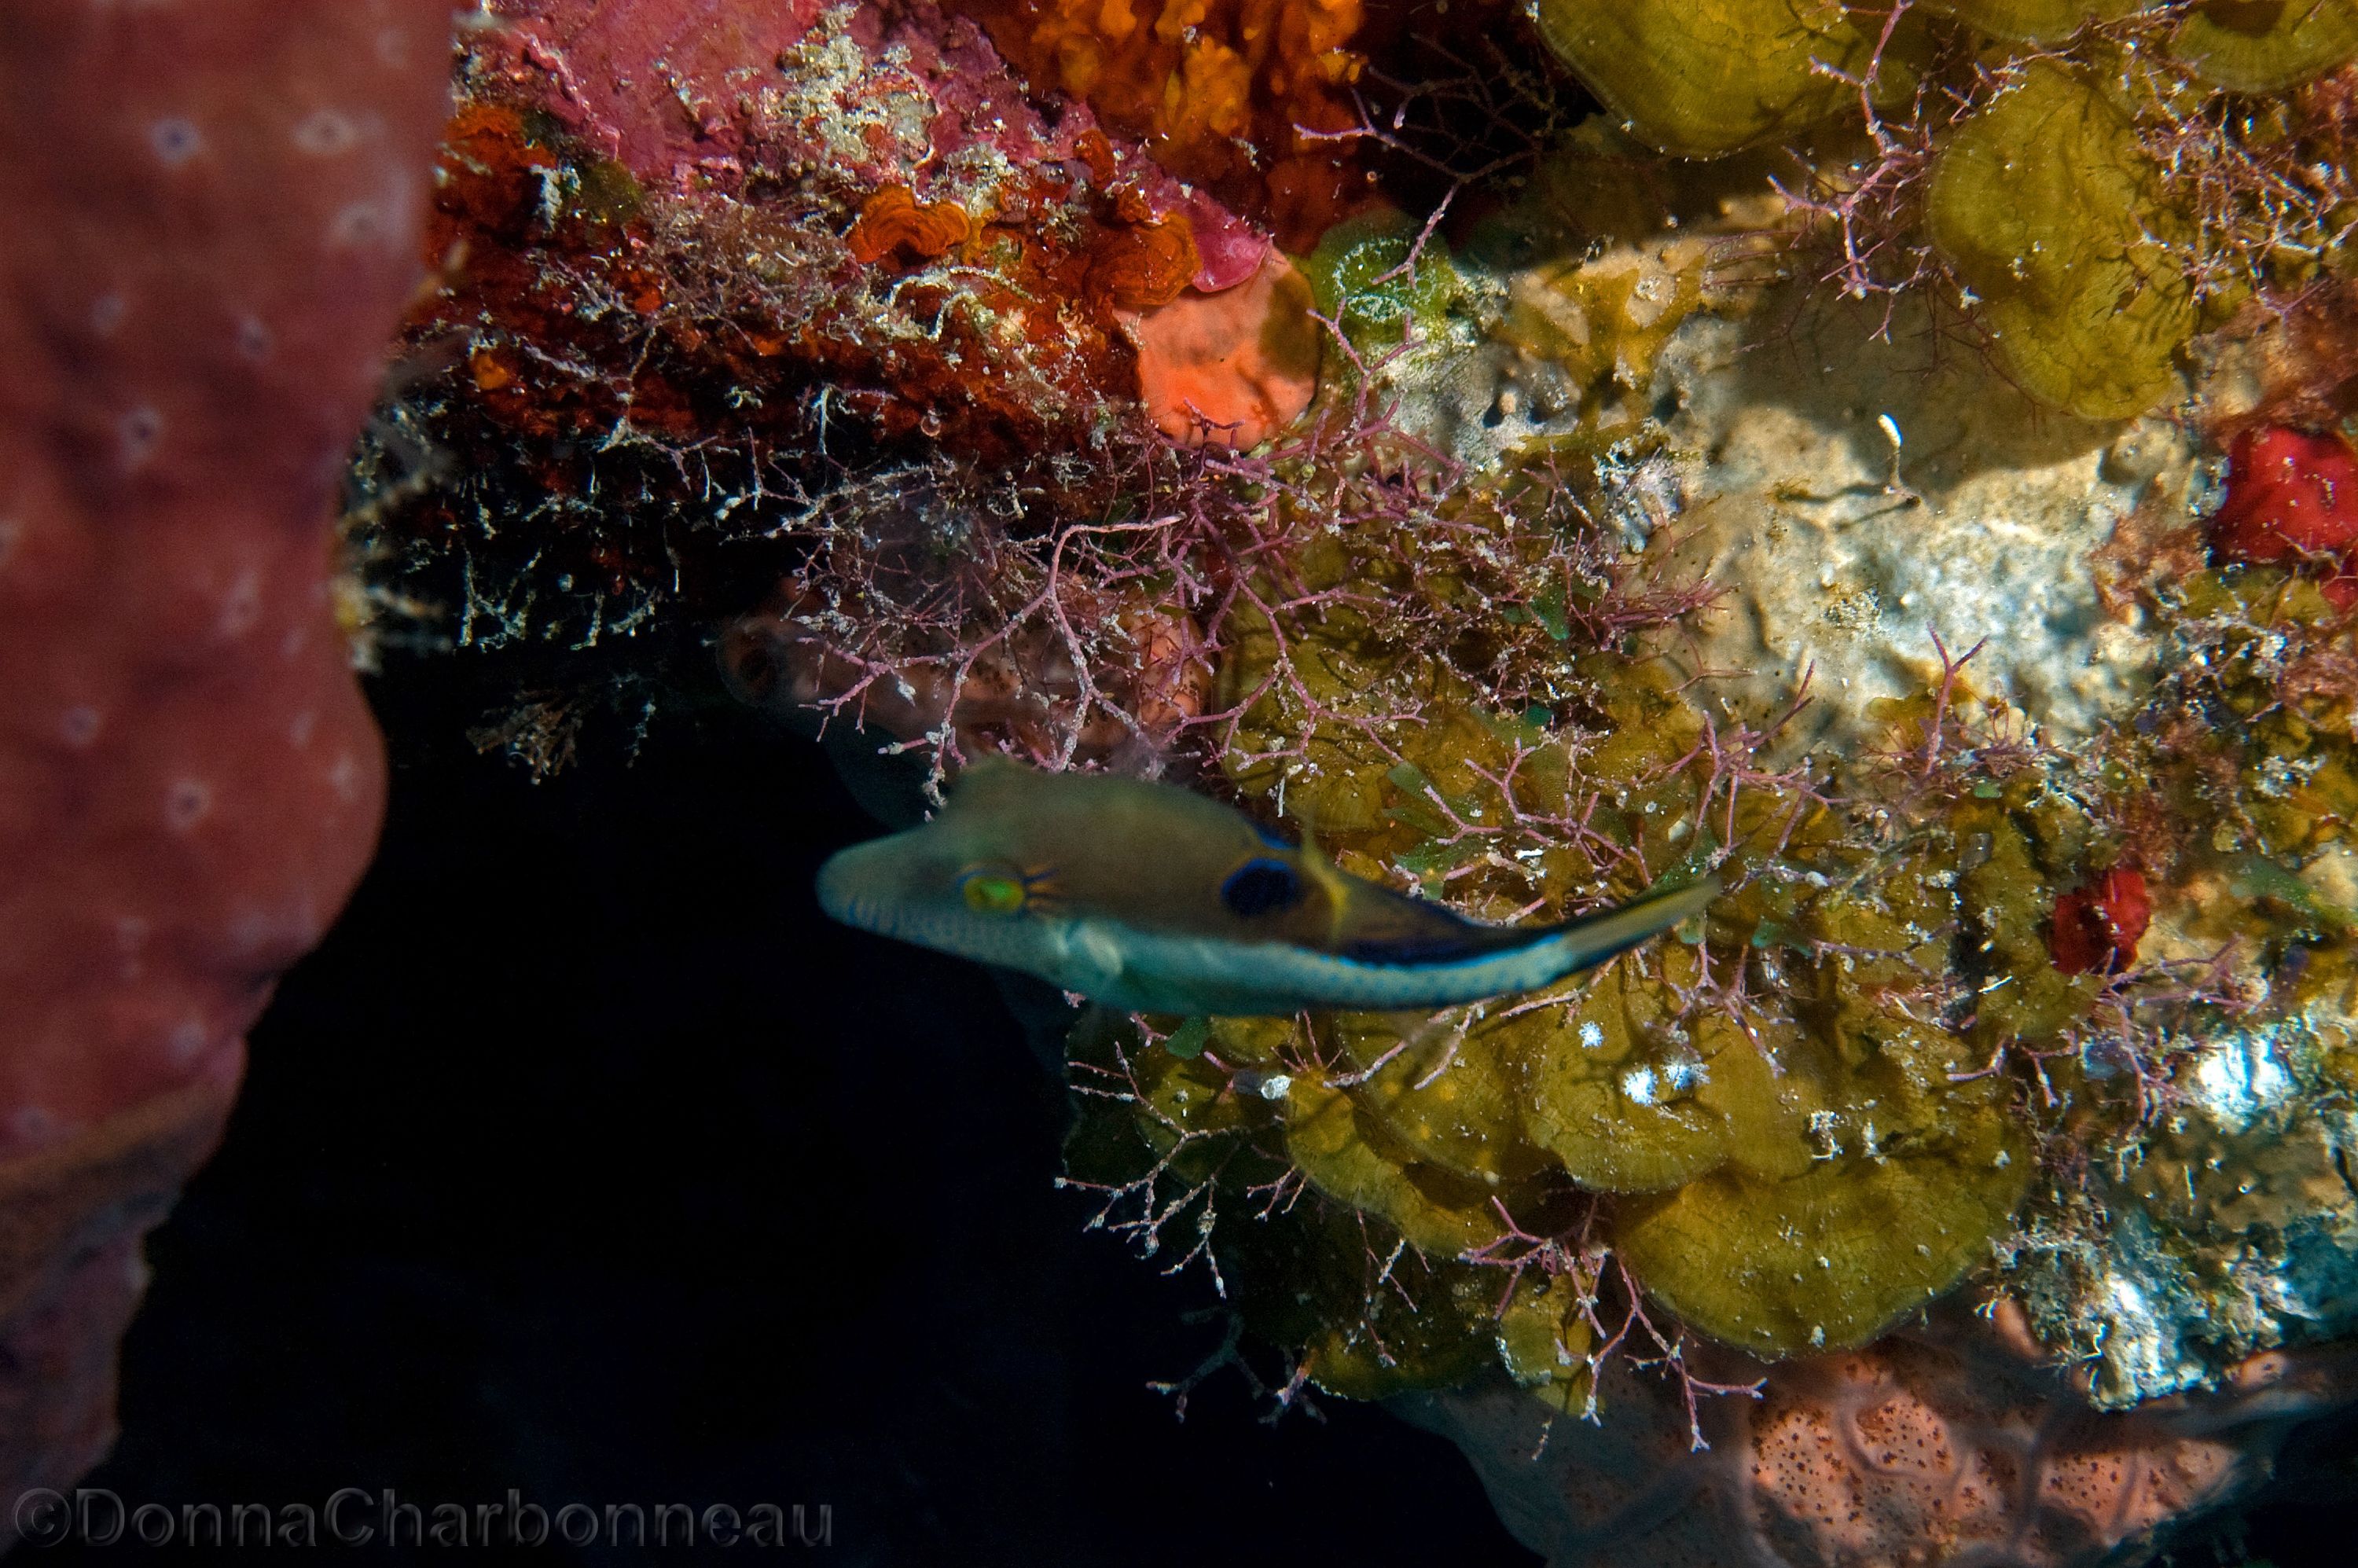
[
  {"x1": 2171, "y1": 0, "x2": 2358, "y2": 92},
  {"x1": 1926, "y1": 62, "x2": 2195, "y2": 419},
  {"x1": 1530, "y1": 0, "x2": 1893, "y2": 159}
]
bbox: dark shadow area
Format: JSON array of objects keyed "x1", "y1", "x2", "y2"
[
  {"x1": 56, "y1": 657, "x2": 1536, "y2": 1566},
  {"x1": 1703, "y1": 285, "x2": 2125, "y2": 490}
]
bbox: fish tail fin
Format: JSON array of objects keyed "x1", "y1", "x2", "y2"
[{"x1": 1545, "y1": 872, "x2": 1721, "y2": 974}]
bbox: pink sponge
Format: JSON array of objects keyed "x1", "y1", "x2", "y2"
[{"x1": 0, "y1": 0, "x2": 450, "y2": 1521}]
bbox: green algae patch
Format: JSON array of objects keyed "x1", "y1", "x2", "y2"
[
  {"x1": 1298, "y1": 208, "x2": 1465, "y2": 366},
  {"x1": 1531, "y1": 0, "x2": 1898, "y2": 159},
  {"x1": 1585, "y1": 847, "x2": 2042, "y2": 1357},
  {"x1": 1926, "y1": 62, "x2": 2195, "y2": 419},
  {"x1": 1953, "y1": 797, "x2": 2103, "y2": 1049},
  {"x1": 1295, "y1": 1247, "x2": 1504, "y2": 1399},
  {"x1": 1921, "y1": 0, "x2": 2153, "y2": 40},
  {"x1": 1328, "y1": 1012, "x2": 1552, "y2": 1188},
  {"x1": 1495, "y1": 1270, "x2": 1597, "y2": 1416},
  {"x1": 1616, "y1": 1107, "x2": 2033, "y2": 1355},
  {"x1": 1199, "y1": 1173, "x2": 1509, "y2": 1400},
  {"x1": 1205, "y1": 1014, "x2": 1294, "y2": 1067},
  {"x1": 2172, "y1": 0, "x2": 2358, "y2": 92}
]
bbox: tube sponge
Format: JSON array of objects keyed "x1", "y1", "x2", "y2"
[{"x1": 1926, "y1": 62, "x2": 2195, "y2": 418}]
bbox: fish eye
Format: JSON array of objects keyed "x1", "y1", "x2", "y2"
[
  {"x1": 1221, "y1": 857, "x2": 1304, "y2": 918},
  {"x1": 959, "y1": 865, "x2": 1029, "y2": 916}
]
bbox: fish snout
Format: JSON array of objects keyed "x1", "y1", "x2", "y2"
[{"x1": 815, "y1": 841, "x2": 898, "y2": 935}]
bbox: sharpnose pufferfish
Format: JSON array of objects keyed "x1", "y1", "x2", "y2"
[{"x1": 817, "y1": 758, "x2": 1719, "y2": 1015}]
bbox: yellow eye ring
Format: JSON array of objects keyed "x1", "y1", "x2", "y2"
[{"x1": 960, "y1": 867, "x2": 1029, "y2": 916}]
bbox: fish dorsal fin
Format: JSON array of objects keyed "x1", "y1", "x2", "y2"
[{"x1": 945, "y1": 753, "x2": 1042, "y2": 814}]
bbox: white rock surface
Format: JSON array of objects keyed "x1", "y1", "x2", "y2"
[{"x1": 1651, "y1": 294, "x2": 2197, "y2": 758}]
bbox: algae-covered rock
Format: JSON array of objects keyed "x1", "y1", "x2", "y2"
[
  {"x1": 1500, "y1": 236, "x2": 1724, "y2": 413},
  {"x1": 2171, "y1": 0, "x2": 2358, "y2": 92},
  {"x1": 1530, "y1": 0, "x2": 1893, "y2": 160},
  {"x1": 1920, "y1": 0, "x2": 2152, "y2": 40},
  {"x1": 1926, "y1": 62, "x2": 2195, "y2": 419}
]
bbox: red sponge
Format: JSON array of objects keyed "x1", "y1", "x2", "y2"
[{"x1": 2208, "y1": 425, "x2": 2358, "y2": 608}]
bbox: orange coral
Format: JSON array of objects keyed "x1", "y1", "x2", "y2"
[
  {"x1": 957, "y1": 0, "x2": 1370, "y2": 248},
  {"x1": 847, "y1": 185, "x2": 975, "y2": 265}
]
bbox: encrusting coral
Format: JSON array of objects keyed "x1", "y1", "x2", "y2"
[
  {"x1": 2173, "y1": 0, "x2": 2358, "y2": 93},
  {"x1": 1530, "y1": 0, "x2": 1905, "y2": 161},
  {"x1": 1925, "y1": 62, "x2": 2195, "y2": 420}
]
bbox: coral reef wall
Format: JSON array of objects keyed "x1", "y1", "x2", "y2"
[
  {"x1": 0, "y1": 0, "x2": 450, "y2": 1529},
  {"x1": 342, "y1": 2, "x2": 2358, "y2": 1565}
]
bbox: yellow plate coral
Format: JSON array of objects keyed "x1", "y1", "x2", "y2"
[
  {"x1": 1530, "y1": 0, "x2": 1897, "y2": 160},
  {"x1": 1926, "y1": 61, "x2": 2195, "y2": 418},
  {"x1": 1920, "y1": 0, "x2": 2154, "y2": 41},
  {"x1": 2171, "y1": 0, "x2": 2358, "y2": 92}
]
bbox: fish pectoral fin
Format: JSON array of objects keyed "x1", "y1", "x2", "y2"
[
  {"x1": 1290, "y1": 815, "x2": 1364, "y2": 949},
  {"x1": 1067, "y1": 921, "x2": 1129, "y2": 986}
]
